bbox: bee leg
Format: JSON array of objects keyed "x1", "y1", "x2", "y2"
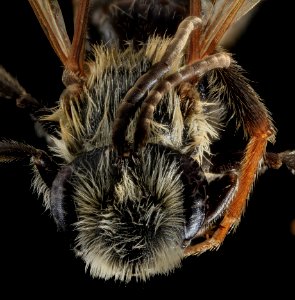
[
  {"x1": 264, "y1": 151, "x2": 295, "y2": 175},
  {"x1": 0, "y1": 140, "x2": 58, "y2": 185},
  {"x1": 50, "y1": 165, "x2": 74, "y2": 231},
  {"x1": 184, "y1": 136, "x2": 272, "y2": 255},
  {"x1": 0, "y1": 66, "x2": 56, "y2": 144},
  {"x1": 60, "y1": 0, "x2": 90, "y2": 107},
  {"x1": 66, "y1": 0, "x2": 90, "y2": 77},
  {"x1": 184, "y1": 114, "x2": 275, "y2": 256},
  {"x1": 134, "y1": 52, "x2": 231, "y2": 149},
  {"x1": 203, "y1": 172, "x2": 239, "y2": 229},
  {"x1": 0, "y1": 140, "x2": 73, "y2": 231},
  {"x1": 112, "y1": 15, "x2": 202, "y2": 153},
  {"x1": 183, "y1": 171, "x2": 238, "y2": 247},
  {"x1": 0, "y1": 66, "x2": 41, "y2": 112}
]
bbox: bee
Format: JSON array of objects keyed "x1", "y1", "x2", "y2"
[{"x1": 0, "y1": 0, "x2": 294, "y2": 283}]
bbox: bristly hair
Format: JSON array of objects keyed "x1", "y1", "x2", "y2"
[
  {"x1": 71, "y1": 146, "x2": 185, "y2": 282},
  {"x1": 206, "y1": 58, "x2": 276, "y2": 142},
  {"x1": 28, "y1": 28, "x2": 246, "y2": 283},
  {"x1": 43, "y1": 36, "x2": 222, "y2": 166}
]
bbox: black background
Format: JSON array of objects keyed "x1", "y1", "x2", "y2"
[{"x1": 0, "y1": 0, "x2": 294, "y2": 297}]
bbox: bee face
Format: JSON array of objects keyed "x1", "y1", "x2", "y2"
[
  {"x1": 70, "y1": 146, "x2": 187, "y2": 281},
  {"x1": 48, "y1": 142, "x2": 210, "y2": 281},
  {"x1": 48, "y1": 57, "x2": 213, "y2": 278},
  {"x1": 0, "y1": 0, "x2": 294, "y2": 285},
  {"x1": 40, "y1": 36, "x2": 223, "y2": 281}
]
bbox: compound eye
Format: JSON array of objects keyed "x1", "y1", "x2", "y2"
[
  {"x1": 50, "y1": 165, "x2": 76, "y2": 232},
  {"x1": 204, "y1": 171, "x2": 238, "y2": 226},
  {"x1": 178, "y1": 154, "x2": 208, "y2": 244},
  {"x1": 182, "y1": 171, "x2": 238, "y2": 246},
  {"x1": 183, "y1": 192, "x2": 207, "y2": 243}
]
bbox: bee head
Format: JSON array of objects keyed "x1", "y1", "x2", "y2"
[{"x1": 49, "y1": 144, "x2": 207, "y2": 282}]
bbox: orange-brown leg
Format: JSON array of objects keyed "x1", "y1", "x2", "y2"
[
  {"x1": 187, "y1": 0, "x2": 201, "y2": 63},
  {"x1": 184, "y1": 122, "x2": 274, "y2": 256}
]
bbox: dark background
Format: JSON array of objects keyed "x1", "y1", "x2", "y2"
[{"x1": 0, "y1": 0, "x2": 294, "y2": 296}]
